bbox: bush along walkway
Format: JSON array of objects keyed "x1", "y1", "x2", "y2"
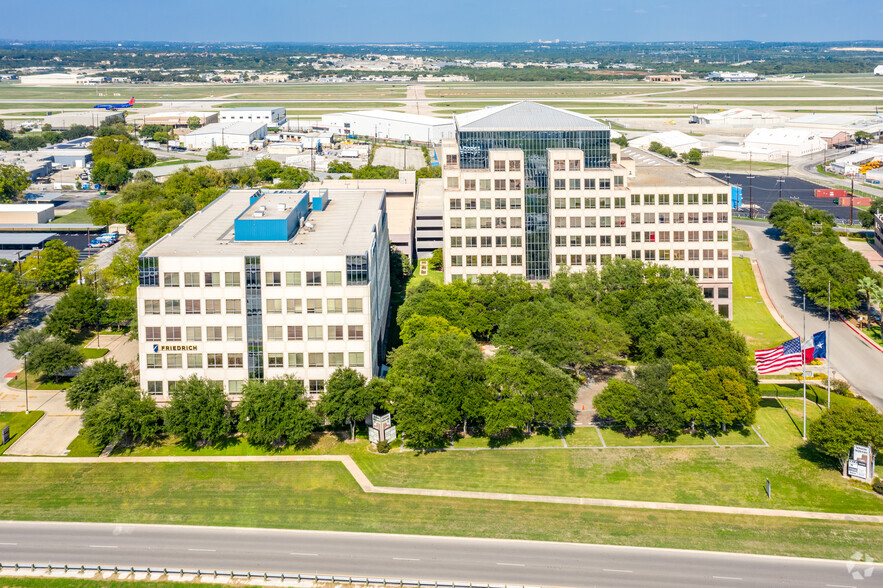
[{"x1": 0, "y1": 454, "x2": 879, "y2": 524}]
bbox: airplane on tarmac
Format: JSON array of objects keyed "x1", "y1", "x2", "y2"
[{"x1": 94, "y1": 97, "x2": 135, "y2": 110}]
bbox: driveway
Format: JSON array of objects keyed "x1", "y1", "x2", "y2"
[
  {"x1": 736, "y1": 219, "x2": 883, "y2": 408},
  {"x1": 0, "y1": 293, "x2": 60, "y2": 380}
]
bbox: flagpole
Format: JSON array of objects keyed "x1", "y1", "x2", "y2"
[
  {"x1": 803, "y1": 293, "x2": 807, "y2": 441},
  {"x1": 827, "y1": 281, "x2": 831, "y2": 409}
]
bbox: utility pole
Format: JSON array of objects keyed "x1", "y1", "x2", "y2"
[
  {"x1": 850, "y1": 175, "x2": 854, "y2": 226},
  {"x1": 802, "y1": 293, "x2": 807, "y2": 441},
  {"x1": 748, "y1": 154, "x2": 754, "y2": 220},
  {"x1": 827, "y1": 281, "x2": 831, "y2": 409},
  {"x1": 777, "y1": 176, "x2": 784, "y2": 201}
]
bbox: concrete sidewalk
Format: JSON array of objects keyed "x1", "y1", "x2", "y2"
[
  {"x1": 2, "y1": 454, "x2": 881, "y2": 524},
  {"x1": 1, "y1": 390, "x2": 81, "y2": 456}
]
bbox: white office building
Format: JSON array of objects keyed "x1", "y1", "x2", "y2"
[
  {"x1": 440, "y1": 102, "x2": 733, "y2": 318},
  {"x1": 182, "y1": 122, "x2": 267, "y2": 150},
  {"x1": 137, "y1": 187, "x2": 391, "y2": 399},
  {"x1": 320, "y1": 110, "x2": 455, "y2": 143},
  {"x1": 219, "y1": 107, "x2": 286, "y2": 126}
]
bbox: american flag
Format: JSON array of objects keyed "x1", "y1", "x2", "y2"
[{"x1": 755, "y1": 337, "x2": 804, "y2": 374}]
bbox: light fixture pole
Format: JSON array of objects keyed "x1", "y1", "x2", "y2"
[{"x1": 23, "y1": 351, "x2": 31, "y2": 415}]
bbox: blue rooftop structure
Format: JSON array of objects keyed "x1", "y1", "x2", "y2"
[{"x1": 233, "y1": 190, "x2": 311, "y2": 242}]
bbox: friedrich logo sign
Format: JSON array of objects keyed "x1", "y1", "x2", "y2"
[{"x1": 156, "y1": 345, "x2": 198, "y2": 352}]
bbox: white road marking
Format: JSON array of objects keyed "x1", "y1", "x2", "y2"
[
  {"x1": 290, "y1": 552, "x2": 319, "y2": 557},
  {"x1": 713, "y1": 577, "x2": 743, "y2": 581},
  {"x1": 0, "y1": 543, "x2": 18, "y2": 546},
  {"x1": 89, "y1": 545, "x2": 118, "y2": 549},
  {"x1": 392, "y1": 557, "x2": 420, "y2": 561},
  {"x1": 825, "y1": 585, "x2": 856, "y2": 588},
  {"x1": 187, "y1": 548, "x2": 216, "y2": 552},
  {"x1": 496, "y1": 563, "x2": 525, "y2": 567},
  {"x1": 603, "y1": 569, "x2": 633, "y2": 573}
]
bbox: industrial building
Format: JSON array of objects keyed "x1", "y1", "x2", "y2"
[
  {"x1": 136, "y1": 187, "x2": 391, "y2": 398},
  {"x1": 36, "y1": 137, "x2": 94, "y2": 167},
  {"x1": 319, "y1": 110, "x2": 455, "y2": 143},
  {"x1": 630, "y1": 131, "x2": 704, "y2": 154},
  {"x1": 689, "y1": 108, "x2": 786, "y2": 128},
  {"x1": 43, "y1": 110, "x2": 122, "y2": 130},
  {"x1": 19, "y1": 73, "x2": 107, "y2": 86},
  {"x1": 219, "y1": 107, "x2": 286, "y2": 127},
  {"x1": 440, "y1": 102, "x2": 733, "y2": 318},
  {"x1": 875, "y1": 65, "x2": 883, "y2": 76},
  {"x1": 142, "y1": 111, "x2": 219, "y2": 129},
  {"x1": 829, "y1": 145, "x2": 883, "y2": 176},
  {"x1": 181, "y1": 122, "x2": 267, "y2": 150},
  {"x1": 742, "y1": 128, "x2": 827, "y2": 158},
  {"x1": 0, "y1": 204, "x2": 55, "y2": 224},
  {"x1": 706, "y1": 71, "x2": 760, "y2": 82},
  {"x1": 0, "y1": 151, "x2": 53, "y2": 181},
  {"x1": 787, "y1": 113, "x2": 883, "y2": 138},
  {"x1": 712, "y1": 145, "x2": 781, "y2": 162}
]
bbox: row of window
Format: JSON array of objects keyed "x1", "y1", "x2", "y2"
[
  {"x1": 145, "y1": 324, "x2": 365, "y2": 343},
  {"x1": 548, "y1": 216, "x2": 729, "y2": 229},
  {"x1": 145, "y1": 351, "x2": 366, "y2": 370},
  {"x1": 552, "y1": 207, "x2": 729, "y2": 224},
  {"x1": 449, "y1": 196, "x2": 732, "y2": 214},
  {"x1": 158, "y1": 270, "x2": 353, "y2": 289},
  {"x1": 551, "y1": 177, "x2": 622, "y2": 191},
  {"x1": 704, "y1": 287, "x2": 730, "y2": 300},
  {"x1": 551, "y1": 231, "x2": 729, "y2": 246},
  {"x1": 451, "y1": 236, "x2": 524, "y2": 248},
  {"x1": 452, "y1": 253, "x2": 731, "y2": 270},
  {"x1": 450, "y1": 198, "x2": 522, "y2": 210},
  {"x1": 144, "y1": 297, "x2": 364, "y2": 315},
  {"x1": 448, "y1": 216, "x2": 523, "y2": 230},
  {"x1": 145, "y1": 378, "x2": 330, "y2": 396}
]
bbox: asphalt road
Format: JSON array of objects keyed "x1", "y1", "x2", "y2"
[
  {"x1": 736, "y1": 219, "x2": 883, "y2": 408},
  {"x1": 0, "y1": 293, "x2": 60, "y2": 378},
  {"x1": 0, "y1": 521, "x2": 877, "y2": 588}
]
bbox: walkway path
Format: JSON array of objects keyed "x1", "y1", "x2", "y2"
[{"x1": 2, "y1": 454, "x2": 880, "y2": 524}]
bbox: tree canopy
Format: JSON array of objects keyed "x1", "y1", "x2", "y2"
[
  {"x1": 165, "y1": 377, "x2": 233, "y2": 445},
  {"x1": 237, "y1": 377, "x2": 317, "y2": 447}
]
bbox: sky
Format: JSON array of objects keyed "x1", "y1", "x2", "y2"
[{"x1": 3, "y1": 0, "x2": 883, "y2": 43}]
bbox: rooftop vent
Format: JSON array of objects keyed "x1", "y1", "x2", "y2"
[
  {"x1": 253, "y1": 211, "x2": 264, "y2": 217},
  {"x1": 277, "y1": 202, "x2": 287, "y2": 211}
]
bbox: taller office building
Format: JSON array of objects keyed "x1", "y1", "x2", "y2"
[{"x1": 440, "y1": 102, "x2": 733, "y2": 317}]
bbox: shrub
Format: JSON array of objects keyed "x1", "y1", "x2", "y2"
[
  {"x1": 873, "y1": 478, "x2": 883, "y2": 495},
  {"x1": 376, "y1": 439, "x2": 391, "y2": 454},
  {"x1": 831, "y1": 379, "x2": 852, "y2": 397}
]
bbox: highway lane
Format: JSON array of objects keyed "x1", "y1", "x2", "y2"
[
  {"x1": 735, "y1": 219, "x2": 883, "y2": 408},
  {"x1": 0, "y1": 521, "x2": 877, "y2": 588}
]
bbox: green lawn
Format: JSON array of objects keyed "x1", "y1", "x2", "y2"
[
  {"x1": 599, "y1": 428, "x2": 717, "y2": 447},
  {"x1": 451, "y1": 427, "x2": 564, "y2": 449},
  {"x1": 733, "y1": 258, "x2": 792, "y2": 352},
  {"x1": 732, "y1": 228, "x2": 752, "y2": 251},
  {"x1": 65, "y1": 433, "x2": 103, "y2": 457},
  {"x1": 407, "y1": 267, "x2": 444, "y2": 290},
  {"x1": 6, "y1": 371, "x2": 71, "y2": 390},
  {"x1": 562, "y1": 426, "x2": 604, "y2": 447},
  {"x1": 698, "y1": 156, "x2": 789, "y2": 172},
  {"x1": 0, "y1": 411, "x2": 44, "y2": 454},
  {"x1": 81, "y1": 348, "x2": 109, "y2": 359},
  {"x1": 52, "y1": 208, "x2": 94, "y2": 224},
  {"x1": 713, "y1": 425, "x2": 766, "y2": 446},
  {"x1": 0, "y1": 460, "x2": 879, "y2": 560}
]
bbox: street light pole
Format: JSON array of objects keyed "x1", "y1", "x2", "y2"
[{"x1": 23, "y1": 351, "x2": 30, "y2": 415}]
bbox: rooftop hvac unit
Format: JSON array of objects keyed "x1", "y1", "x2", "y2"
[
  {"x1": 253, "y1": 211, "x2": 264, "y2": 217},
  {"x1": 277, "y1": 202, "x2": 287, "y2": 211}
]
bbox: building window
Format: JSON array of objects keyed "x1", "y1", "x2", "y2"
[
  {"x1": 659, "y1": 231, "x2": 670, "y2": 243},
  {"x1": 266, "y1": 299, "x2": 282, "y2": 314},
  {"x1": 164, "y1": 272, "x2": 179, "y2": 287},
  {"x1": 644, "y1": 213, "x2": 655, "y2": 224},
  {"x1": 555, "y1": 254, "x2": 567, "y2": 266},
  {"x1": 228, "y1": 354, "x2": 244, "y2": 368},
  {"x1": 584, "y1": 179, "x2": 596, "y2": 190},
  {"x1": 495, "y1": 217, "x2": 507, "y2": 229},
  {"x1": 206, "y1": 354, "x2": 222, "y2": 368},
  {"x1": 309, "y1": 380, "x2": 325, "y2": 394},
  {"x1": 480, "y1": 236, "x2": 492, "y2": 248},
  {"x1": 204, "y1": 272, "x2": 220, "y2": 287},
  {"x1": 226, "y1": 299, "x2": 242, "y2": 314},
  {"x1": 509, "y1": 198, "x2": 521, "y2": 209},
  {"x1": 146, "y1": 381, "x2": 163, "y2": 395},
  {"x1": 288, "y1": 353, "x2": 303, "y2": 368},
  {"x1": 496, "y1": 255, "x2": 507, "y2": 266},
  {"x1": 495, "y1": 236, "x2": 508, "y2": 247},
  {"x1": 225, "y1": 272, "x2": 240, "y2": 287},
  {"x1": 144, "y1": 300, "x2": 160, "y2": 315},
  {"x1": 464, "y1": 179, "x2": 476, "y2": 191},
  {"x1": 570, "y1": 217, "x2": 581, "y2": 228},
  {"x1": 718, "y1": 268, "x2": 729, "y2": 279},
  {"x1": 287, "y1": 299, "x2": 302, "y2": 313},
  {"x1": 450, "y1": 217, "x2": 462, "y2": 229},
  {"x1": 554, "y1": 160, "x2": 566, "y2": 171},
  {"x1": 569, "y1": 160, "x2": 580, "y2": 171},
  {"x1": 185, "y1": 299, "x2": 201, "y2": 314},
  {"x1": 450, "y1": 255, "x2": 463, "y2": 267},
  {"x1": 447, "y1": 176, "x2": 459, "y2": 189},
  {"x1": 267, "y1": 326, "x2": 282, "y2": 341},
  {"x1": 673, "y1": 194, "x2": 684, "y2": 205},
  {"x1": 146, "y1": 354, "x2": 162, "y2": 369},
  {"x1": 138, "y1": 257, "x2": 159, "y2": 287},
  {"x1": 632, "y1": 231, "x2": 641, "y2": 243},
  {"x1": 509, "y1": 179, "x2": 521, "y2": 191},
  {"x1": 718, "y1": 212, "x2": 729, "y2": 224},
  {"x1": 465, "y1": 255, "x2": 477, "y2": 267},
  {"x1": 347, "y1": 298, "x2": 363, "y2": 313},
  {"x1": 306, "y1": 299, "x2": 322, "y2": 313},
  {"x1": 599, "y1": 198, "x2": 611, "y2": 209},
  {"x1": 703, "y1": 212, "x2": 714, "y2": 224},
  {"x1": 308, "y1": 353, "x2": 324, "y2": 368},
  {"x1": 183, "y1": 272, "x2": 199, "y2": 287},
  {"x1": 480, "y1": 198, "x2": 492, "y2": 210},
  {"x1": 659, "y1": 250, "x2": 671, "y2": 261},
  {"x1": 287, "y1": 325, "x2": 303, "y2": 341},
  {"x1": 586, "y1": 235, "x2": 597, "y2": 246},
  {"x1": 615, "y1": 235, "x2": 626, "y2": 247},
  {"x1": 495, "y1": 198, "x2": 507, "y2": 210},
  {"x1": 187, "y1": 353, "x2": 202, "y2": 369},
  {"x1": 480, "y1": 217, "x2": 492, "y2": 229},
  {"x1": 688, "y1": 213, "x2": 699, "y2": 224},
  {"x1": 347, "y1": 325, "x2": 363, "y2": 340},
  {"x1": 599, "y1": 178, "x2": 610, "y2": 190},
  {"x1": 703, "y1": 193, "x2": 713, "y2": 205},
  {"x1": 584, "y1": 197, "x2": 596, "y2": 209},
  {"x1": 446, "y1": 154, "x2": 458, "y2": 166},
  {"x1": 306, "y1": 271, "x2": 322, "y2": 286},
  {"x1": 145, "y1": 327, "x2": 161, "y2": 342},
  {"x1": 718, "y1": 287, "x2": 729, "y2": 298},
  {"x1": 164, "y1": 300, "x2": 180, "y2": 315},
  {"x1": 569, "y1": 179, "x2": 581, "y2": 190},
  {"x1": 481, "y1": 255, "x2": 493, "y2": 267},
  {"x1": 206, "y1": 326, "x2": 222, "y2": 341},
  {"x1": 227, "y1": 326, "x2": 242, "y2": 341},
  {"x1": 346, "y1": 255, "x2": 369, "y2": 285},
  {"x1": 659, "y1": 194, "x2": 670, "y2": 205},
  {"x1": 205, "y1": 299, "x2": 221, "y2": 314},
  {"x1": 688, "y1": 194, "x2": 699, "y2": 205},
  {"x1": 328, "y1": 325, "x2": 344, "y2": 341},
  {"x1": 167, "y1": 354, "x2": 182, "y2": 369},
  {"x1": 465, "y1": 217, "x2": 477, "y2": 229},
  {"x1": 327, "y1": 272, "x2": 341, "y2": 287},
  {"x1": 186, "y1": 327, "x2": 201, "y2": 342},
  {"x1": 600, "y1": 216, "x2": 611, "y2": 228},
  {"x1": 465, "y1": 236, "x2": 477, "y2": 248},
  {"x1": 554, "y1": 179, "x2": 566, "y2": 190},
  {"x1": 307, "y1": 326, "x2": 323, "y2": 341},
  {"x1": 478, "y1": 179, "x2": 490, "y2": 191},
  {"x1": 267, "y1": 353, "x2": 284, "y2": 368},
  {"x1": 284, "y1": 271, "x2": 300, "y2": 287},
  {"x1": 511, "y1": 255, "x2": 522, "y2": 266},
  {"x1": 494, "y1": 179, "x2": 506, "y2": 191},
  {"x1": 659, "y1": 213, "x2": 670, "y2": 224},
  {"x1": 508, "y1": 160, "x2": 520, "y2": 171}
]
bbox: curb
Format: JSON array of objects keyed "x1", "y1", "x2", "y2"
[
  {"x1": 835, "y1": 310, "x2": 883, "y2": 354},
  {"x1": 748, "y1": 258, "x2": 798, "y2": 338}
]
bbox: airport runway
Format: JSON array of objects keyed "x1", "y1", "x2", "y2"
[{"x1": 0, "y1": 521, "x2": 877, "y2": 587}]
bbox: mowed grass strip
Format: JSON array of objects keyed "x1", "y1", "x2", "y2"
[
  {"x1": 732, "y1": 229, "x2": 752, "y2": 251},
  {"x1": 0, "y1": 461, "x2": 879, "y2": 560},
  {"x1": 0, "y1": 411, "x2": 44, "y2": 454},
  {"x1": 733, "y1": 257, "x2": 792, "y2": 352}
]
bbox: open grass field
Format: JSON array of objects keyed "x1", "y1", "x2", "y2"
[
  {"x1": 0, "y1": 459, "x2": 879, "y2": 560},
  {"x1": 732, "y1": 258, "x2": 792, "y2": 352},
  {"x1": 0, "y1": 411, "x2": 44, "y2": 454},
  {"x1": 732, "y1": 229, "x2": 752, "y2": 251},
  {"x1": 698, "y1": 156, "x2": 789, "y2": 172},
  {"x1": 52, "y1": 208, "x2": 94, "y2": 224},
  {"x1": 64, "y1": 434, "x2": 103, "y2": 457}
]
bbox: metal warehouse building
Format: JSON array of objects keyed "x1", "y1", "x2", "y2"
[
  {"x1": 320, "y1": 110, "x2": 455, "y2": 143},
  {"x1": 182, "y1": 122, "x2": 267, "y2": 150}
]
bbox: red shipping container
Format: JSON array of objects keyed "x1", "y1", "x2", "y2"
[
  {"x1": 815, "y1": 189, "x2": 847, "y2": 198},
  {"x1": 836, "y1": 197, "x2": 871, "y2": 207}
]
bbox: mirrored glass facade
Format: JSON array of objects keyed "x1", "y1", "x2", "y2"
[{"x1": 457, "y1": 130, "x2": 610, "y2": 279}]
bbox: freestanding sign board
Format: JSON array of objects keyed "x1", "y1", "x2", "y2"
[
  {"x1": 1, "y1": 426, "x2": 8, "y2": 445},
  {"x1": 367, "y1": 413, "x2": 395, "y2": 444},
  {"x1": 847, "y1": 445, "x2": 874, "y2": 480}
]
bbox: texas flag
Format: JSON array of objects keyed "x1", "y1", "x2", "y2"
[{"x1": 803, "y1": 331, "x2": 826, "y2": 363}]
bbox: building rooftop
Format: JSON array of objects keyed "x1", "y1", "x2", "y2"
[
  {"x1": 239, "y1": 191, "x2": 307, "y2": 221},
  {"x1": 0, "y1": 203, "x2": 55, "y2": 213},
  {"x1": 338, "y1": 109, "x2": 453, "y2": 127},
  {"x1": 143, "y1": 188, "x2": 386, "y2": 258},
  {"x1": 222, "y1": 107, "x2": 284, "y2": 112},
  {"x1": 455, "y1": 102, "x2": 609, "y2": 133},
  {"x1": 744, "y1": 127, "x2": 821, "y2": 146},
  {"x1": 415, "y1": 178, "x2": 443, "y2": 212},
  {"x1": 186, "y1": 121, "x2": 266, "y2": 137},
  {"x1": 624, "y1": 147, "x2": 729, "y2": 188}
]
